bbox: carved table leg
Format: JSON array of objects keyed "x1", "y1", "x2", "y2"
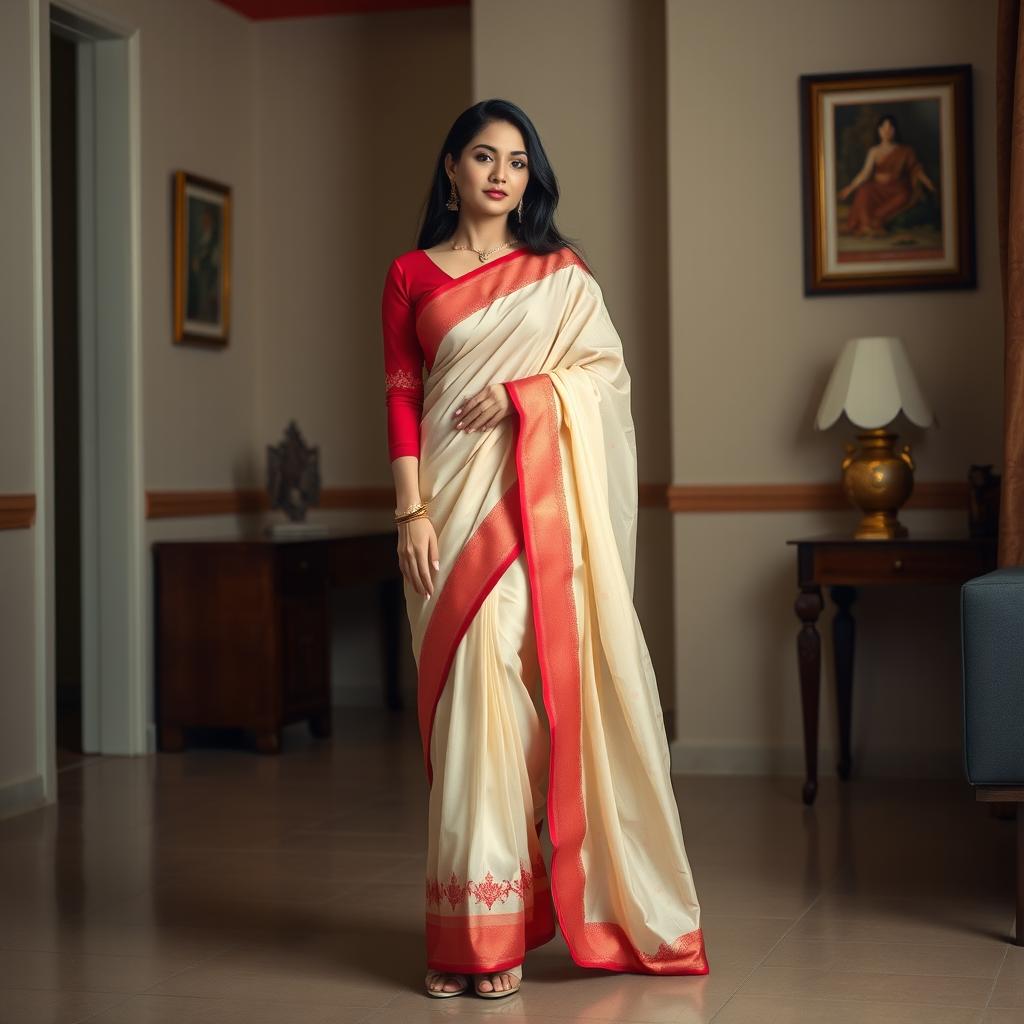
[
  {"x1": 795, "y1": 585, "x2": 824, "y2": 806},
  {"x1": 831, "y1": 585, "x2": 857, "y2": 781}
]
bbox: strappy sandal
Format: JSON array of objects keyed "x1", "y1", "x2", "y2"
[
  {"x1": 474, "y1": 962, "x2": 522, "y2": 998},
  {"x1": 424, "y1": 970, "x2": 470, "y2": 997}
]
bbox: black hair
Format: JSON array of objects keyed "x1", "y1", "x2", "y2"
[
  {"x1": 415, "y1": 99, "x2": 586, "y2": 263},
  {"x1": 875, "y1": 113, "x2": 900, "y2": 140}
]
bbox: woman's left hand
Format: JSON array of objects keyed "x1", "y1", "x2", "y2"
[{"x1": 452, "y1": 383, "x2": 513, "y2": 432}]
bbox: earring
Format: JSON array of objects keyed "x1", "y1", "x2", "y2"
[
  {"x1": 446, "y1": 179, "x2": 460, "y2": 211},
  {"x1": 517, "y1": 196, "x2": 524, "y2": 223}
]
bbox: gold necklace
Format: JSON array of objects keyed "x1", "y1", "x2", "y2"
[{"x1": 451, "y1": 239, "x2": 515, "y2": 263}]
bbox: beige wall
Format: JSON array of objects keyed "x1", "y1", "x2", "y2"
[
  {"x1": 666, "y1": 0, "x2": 1002, "y2": 777},
  {"x1": 80, "y1": 0, "x2": 260, "y2": 491},
  {"x1": 472, "y1": 0, "x2": 678, "y2": 714},
  {"x1": 252, "y1": 7, "x2": 470, "y2": 486}
]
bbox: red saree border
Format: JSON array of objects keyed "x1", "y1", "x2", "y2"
[
  {"x1": 425, "y1": 887, "x2": 556, "y2": 973},
  {"x1": 416, "y1": 482, "x2": 523, "y2": 785},
  {"x1": 415, "y1": 247, "x2": 589, "y2": 368},
  {"x1": 505, "y1": 372, "x2": 709, "y2": 977},
  {"x1": 425, "y1": 853, "x2": 555, "y2": 971}
]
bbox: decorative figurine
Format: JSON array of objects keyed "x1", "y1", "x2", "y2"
[{"x1": 265, "y1": 420, "x2": 325, "y2": 537}]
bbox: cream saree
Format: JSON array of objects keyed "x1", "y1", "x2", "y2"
[{"x1": 408, "y1": 246, "x2": 707, "y2": 977}]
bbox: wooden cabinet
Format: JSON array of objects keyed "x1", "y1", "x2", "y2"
[{"x1": 153, "y1": 532, "x2": 402, "y2": 753}]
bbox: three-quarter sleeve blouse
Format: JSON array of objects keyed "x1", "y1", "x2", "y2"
[{"x1": 380, "y1": 250, "x2": 453, "y2": 462}]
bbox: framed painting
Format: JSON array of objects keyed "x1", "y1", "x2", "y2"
[
  {"x1": 173, "y1": 170, "x2": 232, "y2": 344},
  {"x1": 799, "y1": 64, "x2": 975, "y2": 295}
]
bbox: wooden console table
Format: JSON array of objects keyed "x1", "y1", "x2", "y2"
[
  {"x1": 787, "y1": 534, "x2": 997, "y2": 805},
  {"x1": 153, "y1": 531, "x2": 404, "y2": 754}
]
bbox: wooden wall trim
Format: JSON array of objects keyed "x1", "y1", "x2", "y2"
[
  {"x1": 667, "y1": 481, "x2": 968, "y2": 513},
  {"x1": 0, "y1": 495, "x2": 36, "y2": 530},
  {"x1": 145, "y1": 487, "x2": 398, "y2": 519},
  {"x1": 147, "y1": 490, "x2": 266, "y2": 519},
  {"x1": 143, "y1": 480, "x2": 968, "y2": 519}
]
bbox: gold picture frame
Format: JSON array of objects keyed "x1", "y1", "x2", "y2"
[
  {"x1": 173, "y1": 170, "x2": 232, "y2": 344},
  {"x1": 800, "y1": 64, "x2": 975, "y2": 295}
]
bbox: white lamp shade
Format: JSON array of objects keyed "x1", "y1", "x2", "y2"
[{"x1": 815, "y1": 336, "x2": 934, "y2": 431}]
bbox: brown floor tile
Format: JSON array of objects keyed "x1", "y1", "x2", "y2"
[
  {"x1": 0, "y1": 987, "x2": 122, "y2": 1024},
  {"x1": 737, "y1": 965, "x2": 993, "y2": 1008},
  {"x1": 981, "y1": 1010, "x2": 1024, "y2": 1023},
  {"x1": 989, "y1": 946, "x2": 1024, "y2": 1008},
  {"x1": 0, "y1": 710, "x2": 1019, "y2": 1021},
  {"x1": 144, "y1": 962, "x2": 395, "y2": 1009},
  {"x1": 715, "y1": 994, "x2": 986, "y2": 1023},
  {"x1": 0, "y1": 948, "x2": 203, "y2": 994},
  {"x1": 761, "y1": 937, "x2": 1006, "y2": 978},
  {"x1": 81, "y1": 992, "x2": 372, "y2": 1023}
]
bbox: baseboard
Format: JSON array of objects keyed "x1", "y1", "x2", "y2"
[
  {"x1": 670, "y1": 741, "x2": 812, "y2": 777},
  {"x1": 0, "y1": 774, "x2": 48, "y2": 820},
  {"x1": 669, "y1": 740, "x2": 964, "y2": 779}
]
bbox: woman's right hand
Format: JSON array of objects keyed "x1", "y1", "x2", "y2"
[{"x1": 397, "y1": 515, "x2": 440, "y2": 598}]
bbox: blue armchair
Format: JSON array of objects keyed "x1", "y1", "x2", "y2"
[{"x1": 961, "y1": 567, "x2": 1024, "y2": 945}]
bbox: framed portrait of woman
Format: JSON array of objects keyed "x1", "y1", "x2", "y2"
[
  {"x1": 799, "y1": 64, "x2": 975, "y2": 296},
  {"x1": 172, "y1": 170, "x2": 232, "y2": 344}
]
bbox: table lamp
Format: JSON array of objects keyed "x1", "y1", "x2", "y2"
[{"x1": 815, "y1": 336, "x2": 934, "y2": 540}]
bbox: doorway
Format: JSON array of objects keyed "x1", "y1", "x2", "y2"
[
  {"x1": 40, "y1": 3, "x2": 147, "y2": 788},
  {"x1": 50, "y1": 25, "x2": 85, "y2": 767}
]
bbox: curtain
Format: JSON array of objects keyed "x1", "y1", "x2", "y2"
[{"x1": 997, "y1": 0, "x2": 1024, "y2": 564}]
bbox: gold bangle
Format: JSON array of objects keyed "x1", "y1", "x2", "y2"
[
  {"x1": 395, "y1": 509, "x2": 429, "y2": 526},
  {"x1": 395, "y1": 498, "x2": 429, "y2": 515},
  {"x1": 394, "y1": 502, "x2": 430, "y2": 524}
]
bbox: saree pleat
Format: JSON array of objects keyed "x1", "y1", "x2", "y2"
[
  {"x1": 406, "y1": 247, "x2": 707, "y2": 976},
  {"x1": 424, "y1": 550, "x2": 554, "y2": 971}
]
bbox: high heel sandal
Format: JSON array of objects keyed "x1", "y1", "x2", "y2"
[
  {"x1": 474, "y1": 962, "x2": 522, "y2": 998},
  {"x1": 424, "y1": 970, "x2": 470, "y2": 997}
]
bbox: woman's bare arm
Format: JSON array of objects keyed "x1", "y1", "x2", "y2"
[
  {"x1": 839, "y1": 148, "x2": 876, "y2": 198},
  {"x1": 391, "y1": 455, "x2": 421, "y2": 510}
]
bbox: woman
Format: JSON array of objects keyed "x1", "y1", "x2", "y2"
[
  {"x1": 838, "y1": 113, "x2": 937, "y2": 238},
  {"x1": 380, "y1": 99, "x2": 707, "y2": 1000}
]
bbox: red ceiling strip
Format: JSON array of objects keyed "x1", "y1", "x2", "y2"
[{"x1": 214, "y1": 0, "x2": 467, "y2": 19}]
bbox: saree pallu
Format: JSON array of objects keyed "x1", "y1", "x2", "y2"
[{"x1": 408, "y1": 246, "x2": 707, "y2": 977}]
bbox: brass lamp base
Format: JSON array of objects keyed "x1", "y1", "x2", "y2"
[{"x1": 840, "y1": 429, "x2": 915, "y2": 540}]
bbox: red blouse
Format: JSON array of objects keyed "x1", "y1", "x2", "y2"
[
  {"x1": 382, "y1": 246, "x2": 543, "y2": 461},
  {"x1": 381, "y1": 250, "x2": 447, "y2": 461},
  {"x1": 383, "y1": 247, "x2": 524, "y2": 461}
]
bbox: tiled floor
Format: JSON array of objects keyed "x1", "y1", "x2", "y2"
[{"x1": 0, "y1": 708, "x2": 1020, "y2": 1023}]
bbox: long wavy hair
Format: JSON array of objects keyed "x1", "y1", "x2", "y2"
[{"x1": 415, "y1": 99, "x2": 587, "y2": 264}]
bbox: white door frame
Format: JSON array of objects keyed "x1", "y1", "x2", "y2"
[{"x1": 34, "y1": 0, "x2": 146, "y2": 794}]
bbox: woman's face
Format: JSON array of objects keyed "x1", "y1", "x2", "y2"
[
  {"x1": 447, "y1": 120, "x2": 530, "y2": 220},
  {"x1": 877, "y1": 119, "x2": 895, "y2": 143}
]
